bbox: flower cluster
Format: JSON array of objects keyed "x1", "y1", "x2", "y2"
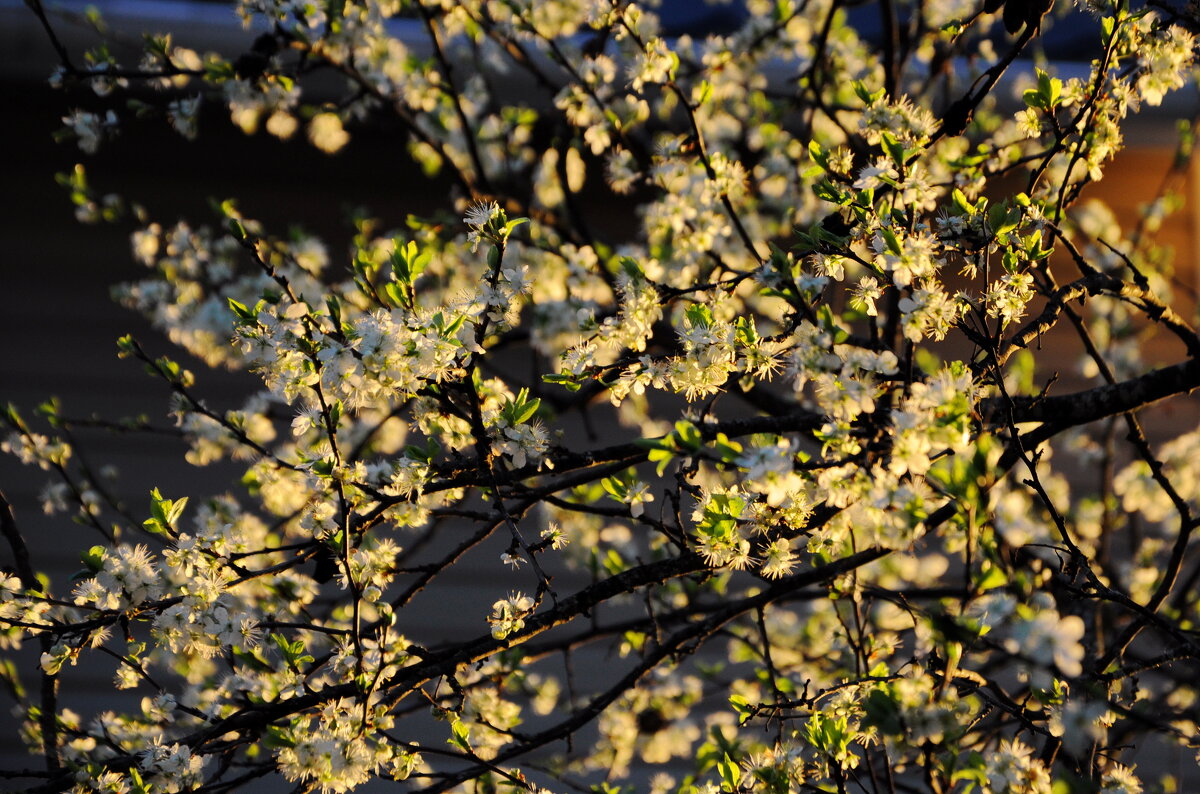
[{"x1": 5, "y1": 0, "x2": 1200, "y2": 792}]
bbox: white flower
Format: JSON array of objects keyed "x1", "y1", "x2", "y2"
[
  {"x1": 850, "y1": 276, "x2": 883, "y2": 317},
  {"x1": 291, "y1": 407, "x2": 322, "y2": 437},
  {"x1": 760, "y1": 538, "x2": 796, "y2": 579},
  {"x1": 463, "y1": 200, "x2": 499, "y2": 252},
  {"x1": 1006, "y1": 607, "x2": 1086, "y2": 679},
  {"x1": 1048, "y1": 696, "x2": 1110, "y2": 754},
  {"x1": 853, "y1": 158, "x2": 898, "y2": 190},
  {"x1": 62, "y1": 109, "x2": 118, "y2": 154},
  {"x1": 983, "y1": 739, "x2": 1052, "y2": 793},
  {"x1": 625, "y1": 482, "x2": 654, "y2": 517},
  {"x1": 488, "y1": 592, "x2": 535, "y2": 639},
  {"x1": 167, "y1": 95, "x2": 201, "y2": 140},
  {"x1": 464, "y1": 200, "x2": 499, "y2": 230},
  {"x1": 630, "y1": 37, "x2": 676, "y2": 91},
  {"x1": 266, "y1": 110, "x2": 298, "y2": 139},
  {"x1": 138, "y1": 740, "x2": 204, "y2": 792},
  {"x1": 541, "y1": 523, "x2": 569, "y2": 549},
  {"x1": 308, "y1": 112, "x2": 349, "y2": 154},
  {"x1": 1100, "y1": 764, "x2": 1143, "y2": 794}
]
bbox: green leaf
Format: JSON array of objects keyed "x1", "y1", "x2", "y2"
[
  {"x1": 717, "y1": 752, "x2": 741, "y2": 791},
  {"x1": 734, "y1": 316, "x2": 758, "y2": 346},
  {"x1": 449, "y1": 717, "x2": 471, "y2": 751},
  {"x1": 81, "y1": 545, "x2": 106, "y2": 573},
  {"x1": 622, "y1": 630, "x2": 647, "y2": 652},
  {"x1": 601, "y1": 548, "x2": 625, "y2": 575},
  {"x1": 649, "y1": 449, "x2": 674, "y2": 476},
  {"x1": 325, "y1": 294, "x2": 342, "y2": 326},
  {"x1": 685, "y1": 303, "x2": 713, "y2": 328},
  {"x1": 542, "y1": 373, "x2": 582, "y2": 392},
  {"x1": 712, "y1": 433, "x2": 743, "y2": 462},
  {"x1": 145, "y1": 488, "x2": 186, "y2": 537},
  {"x1": 601, "y1": 476, "x2": 625, "y2": 499},
  {"x1": 673, "y1": 420, "x2": 702, "y2": 451},
  {"x1": 0, "y1": 658, "x2": 26, "y2": 701},
  {"x1": 976, "y1": 563, "x2": 1007, "y2": 591},
  {"x1": 502, "y1": 217, "x2": 529, "y2": 236},
  {"x1": 880, "y1": 131, "x2": 905, "y2": 166},
  {"x1": 1101, "y1": 15, "x2": 1115, "y2": 41},
  {"x1": 382, "y1": 281, "x2": 406, "y2": 309},
  {"x1": 128, "y1": 767, "x2": 149, "y2": 794},
  {"x1": 115, "y1": 334, "x2": 136, "y2": 358},
  {"x1": 271, "y1": 633, "x2": 314, "y2": 668},
  {"x1": 951, "y1": 188, "x2": 974, "y2": 215},
  {"x1": 618, "y1": 256, "x2": 644, "y2": 281},
  {"x1": 807, "y1": 139, "x2": 828, "y2": 170},
  {"x1": 812, "y1": 179, "x2": 848, "y2": 205},
  {"x1": 167, "y1": 496, "x2": 188, "y2": 526},
  {"x1": 879, "y1": 226, "x2": 902, "y2": 256},
  {"x1": 512, "y1": 398, "x2": 540, "y2": 426},
  {"x1": 729, "y1": 694, "x2": 752, "y2": 725},
  {"x1": 149, "y1": 488, "x2": 166, "y2": 524},
  {"x1": 264, "y1": 725, "x2": 296, "y2": 749},
  {"x1": 442, "y1": 313, "x2": 467, "y2": 337},
  {"x1": 228, "y1": 298, "x2": 255, "y2": 323},
  {"x1": 1038, "y1": 68, "x2": 1062, "y2": 108},
  {"x1": 816, "y1": 304, "x2": 849, "y2": 343},
  {"x1": 852, "y1": 80, "x2": 883, "y2": 105}
]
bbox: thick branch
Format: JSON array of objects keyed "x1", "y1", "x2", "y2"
[{"x1": 987, "y1": 357, "x2": 1200, "y2": 427}]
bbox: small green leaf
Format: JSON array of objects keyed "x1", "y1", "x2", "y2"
[
  {"x1": 512, "y1": 398, "x2": 540, "y2": 426},
  {"x1": 673, "y1": 420, "x2": 702, "y2": 451},
  {"x1": 502, "y1": 217, "x2": 529, "y2": 236},
  {"x1": 717, "y1": 752, "x2": 741, "y2": 791},
  {"x1": 227, "y1": 298, "x2": 255, "y2": 323},
  {"x1": 952, "y1": 188, "x2": 974, "y2": 215},
  {"x1": 807, "y1": 139, "x2": 828, "y2": 170},
  {"x1": 449, "y1": 717, "x2": 471, "y2": 751},
  {"x1": 976, "y1": 563, "x2": 1007, "y2": 591},
  {"x1": 166, "y1": 496, "x2": 188, "y2": 526},
  {"x1": 264, "y1": 725, "x2": 296, "y2": 748},
  {"x1": 81, "y1": 545, "x2": 106, "y2": 573},
  {"x1": 601, "y1": 476, "x2": 625, "y2": 499},
  {"x1": 879, "y1": 226, "x2": 902, "y2": 256},
  {"x1": 685, "y1": 303, "x2": 713, "y2": 329},
  {"x1": 542, "y1": 373, "x2": 582, "y2": 392}
]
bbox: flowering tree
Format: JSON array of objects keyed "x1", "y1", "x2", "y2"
[{"x1": 4, "y1": 0, "x2": 1200, "y2": 791}]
